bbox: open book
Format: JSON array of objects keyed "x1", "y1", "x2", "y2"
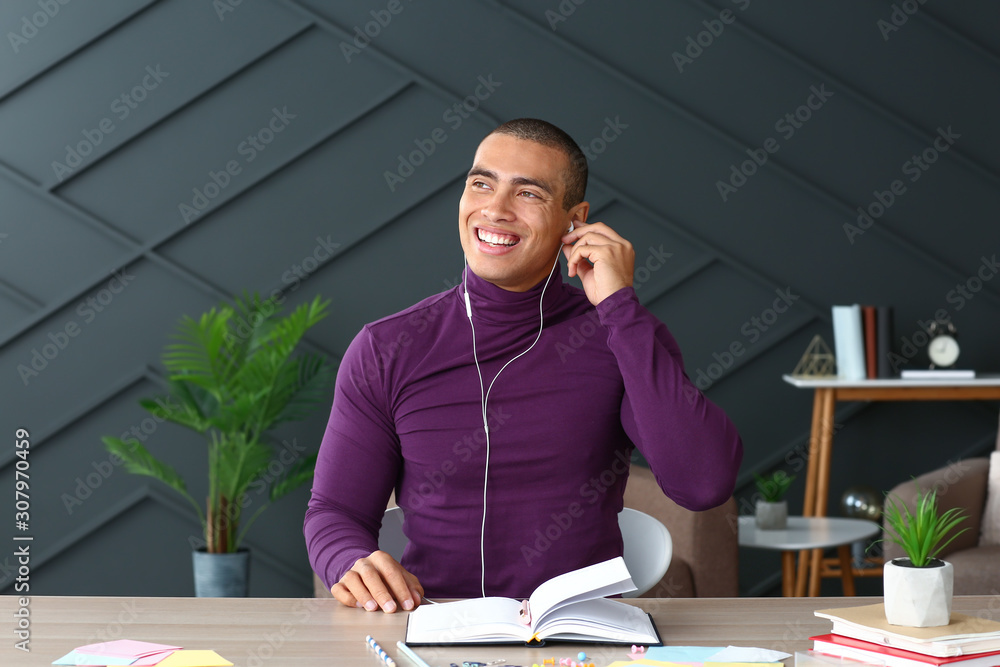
[{"x1": 404, "y1": 557, "x2": 661, "y2": 646}]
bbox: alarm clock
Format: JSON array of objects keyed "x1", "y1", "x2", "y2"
[{"x1": 927, "y1": 320, "x2": 959, "y2": 369}]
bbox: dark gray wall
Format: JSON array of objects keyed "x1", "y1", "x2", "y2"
[{"x1": 1, "y1": 1, "x2": 998, "y2": 598}]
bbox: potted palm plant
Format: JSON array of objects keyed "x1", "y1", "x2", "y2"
[
  {"x1": 880, "y1": 487, "x2": 967, "y2": 627},
  {"x1": 102, "y1": 293, "x2": 334, "y2": 596},
  {"x1": 754, "y1": 471, "x2": 795, "y2": 529}
]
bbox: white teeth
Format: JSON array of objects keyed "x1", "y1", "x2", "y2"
[{"x1": 477, "y1": 229, "x2": 518, "y2": 246}]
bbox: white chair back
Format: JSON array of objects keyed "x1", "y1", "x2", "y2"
[
  {"x1": 619, "y1": 507, "x2": 672, "y2": 597},
  {"x1": 378, "y1": 506, "x2": 407, "y2": 560}
]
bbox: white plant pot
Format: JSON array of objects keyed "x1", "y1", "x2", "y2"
[
  {"x1": 755, "y1": 500, "x2": 788, "y2": 530},
  {"x1": 883, "y1": 558, "x2": 953, "y2": 627}
]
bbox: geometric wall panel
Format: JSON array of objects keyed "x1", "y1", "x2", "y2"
[{"x1": 1, "y1": 1, "x2": 997, "y2": 598}]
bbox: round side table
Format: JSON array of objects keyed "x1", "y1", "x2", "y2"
[{"x1": 738, "y1": 516, "x2": 881, "y2": 597}]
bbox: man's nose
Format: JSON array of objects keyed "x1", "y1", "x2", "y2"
[{"x1": 481, "y1": 192, "x2": 514, "y2": 223}]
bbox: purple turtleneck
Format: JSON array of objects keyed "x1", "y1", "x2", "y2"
[{"x1": 304, "y1": 265, "x2": 742, "y2": 598}]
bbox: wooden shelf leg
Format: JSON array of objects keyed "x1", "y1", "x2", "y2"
[
  {"x1": 809, "y1": 388, "x2": 836, "y2": 596},
  {"x1": 796, "y1": 388, "x2": 828, "y2": 597}
]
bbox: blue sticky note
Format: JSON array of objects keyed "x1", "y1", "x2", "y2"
[
  {"x1": 53, "y1": 649, "x2": 136, "y2": 665},
  {"x1": 646, "y1": 646, "x2": 727, "y2": 663}
]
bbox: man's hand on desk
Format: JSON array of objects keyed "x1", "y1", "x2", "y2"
[{"x1": 332, "y1": 550, "x2": 424, "y2": 613}]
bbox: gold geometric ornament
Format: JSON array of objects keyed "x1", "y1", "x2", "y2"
[{"x1": 791, "y1": 334, "x2": 837, "y2": 377}]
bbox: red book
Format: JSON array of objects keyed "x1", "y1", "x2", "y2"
[
  {"x1": 811, "y1": 634, "x2": 1000, "y2": 667},
  {"x1": 862, "y1": 306, "x2": 877, "y2": 379}
]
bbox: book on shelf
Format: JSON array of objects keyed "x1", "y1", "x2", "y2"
[
  {"x1": 815, "y1": 604, "x2": 1000, "y2": 657},
  {"x1": 832, "y1": 305, "x2": 866, "y2": 380},
  {"x1": 811, "y1": 633, "x2": 1000, "y2": 667},
  {"x1": 863, "y1": 306, "x2": 878, "y2": 379},
  {"x1": 877, "y1": 306, "x2": 894, "y2": 378},
  {"x1": 404, "y1": 557, "x2": 661, "y2": 646},
  {"x1": 900, "y1": 369, "x2": 976, "y2": 380}
]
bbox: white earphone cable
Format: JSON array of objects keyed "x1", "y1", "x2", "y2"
[{"x1": 464, "y1": 246, "x2": 563, "y2": 597}]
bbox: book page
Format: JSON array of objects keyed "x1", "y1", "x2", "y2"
[
  {"x1": 405, "y1": 597, "x2": 528, "y2": 644},
  {"x1": 537, "y1": 598, "x2": 658, "y2": 644},
  {"x1": 528, "y1": 557, "x2": 635, "y2": 628}
]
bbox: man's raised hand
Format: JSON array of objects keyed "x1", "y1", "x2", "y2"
[{"x1": 562, "y1": 221, "x2": 635, "y2": 305}]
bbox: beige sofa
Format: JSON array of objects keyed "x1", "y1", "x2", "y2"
[{"x1": 883, "y1": 457, "x2": 1000, "y2": 595}]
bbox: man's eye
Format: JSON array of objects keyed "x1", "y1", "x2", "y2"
[
  {"x1": 519, "y1": 191, "x2": 538, "y2": 198},
  {"x1": 471, "y1": 181, "x2": 490, "y2": 189}
]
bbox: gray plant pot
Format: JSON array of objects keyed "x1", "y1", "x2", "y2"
[
  {"x1": 755, "y1": 500, "x2": 788, "y2": 530},
  {"x1": 192, "y1": 548, "x2": 250, "y2": 597}
]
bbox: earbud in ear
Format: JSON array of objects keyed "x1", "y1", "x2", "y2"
[{"x1": 567, "y1": 221, "x2": 575, "y2": 233}]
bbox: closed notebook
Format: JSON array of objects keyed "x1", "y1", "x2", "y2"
[
  {"x1": 815, "y1": 604, "x2": 1000, "y2": 657},
  {"x1": 404, "y1": 557, "x2": 661, "y2": 646},
  {"x1": 811, "y1": 634, "x2": 1000, "y2": 667},
  {"x1": 831, "y1": 305, "x2": 866, "y2": 380}
]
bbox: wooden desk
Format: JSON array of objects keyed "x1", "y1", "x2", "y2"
[
  {"x1": 782, "y1": 374, "x2": 1000, "y2": 597},
  {"x1": 2, "y1": 595, "x2": 995, "y2": 667}
]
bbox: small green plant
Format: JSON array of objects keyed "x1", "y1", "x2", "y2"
[
  {"x1": 102, "y1": 293, "x2": 334, "y2": 553},
  {"x1": 880, "y1": 487, "x2": 968, "y2": 567},
  {"x1": 754, "y1": 471, "x2": 796, "y2": 503}
]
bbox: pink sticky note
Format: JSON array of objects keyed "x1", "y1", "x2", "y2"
[{"x1": 74, "y1": 639, "x2": 182, "y2": 659}]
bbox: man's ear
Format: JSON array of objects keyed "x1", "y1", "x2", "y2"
[{"x1": 568, "y1": 201, "x2": 589, "y2": 228}]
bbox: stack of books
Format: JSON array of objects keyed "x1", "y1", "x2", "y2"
[
  {"x1": 831, "y1": 305, "x2": 894, "y2": 380},
  {"x1": 811, "y1": 603, "x2": 1000, "y2": 667}
]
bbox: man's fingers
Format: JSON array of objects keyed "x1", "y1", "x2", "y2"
[
  {"x1": 565, "y1": 242, "x2": 604, "y2": 278},
  {"x1": 330, "y1": 581, "x2": 358, "y2": 608},
  {"x1": 334, "y1": 551, "x2": 425, "y2": 613},
  {"x1": 333, "y1": 572, "x2": 372, "y2": 609},
  {"x1": 355, "y1": 558, "x2": 397, "y2": 612}
]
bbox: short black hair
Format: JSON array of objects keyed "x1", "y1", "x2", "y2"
[{"x1": 488, "y1": 118, "x2": 588, "y2": 210}]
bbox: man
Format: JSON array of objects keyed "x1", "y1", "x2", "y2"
[{"x1": 304, "y1": 119, "x2": 742, "y2": 613}]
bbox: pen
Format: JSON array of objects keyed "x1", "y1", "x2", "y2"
[
  {"x1": 365, "y1": 635, "x2": 396, "y2": 667},
  {"x1": 395, "y1": 641, "x2": 431, "y2": 667}
]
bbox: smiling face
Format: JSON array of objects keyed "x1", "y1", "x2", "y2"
[{"x1": 459, "y1": 133, "x2": 588, "y2": 292}]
